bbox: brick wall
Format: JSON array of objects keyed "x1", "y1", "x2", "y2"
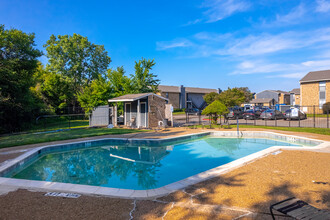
[
  {"x1": 295, "y1": 94, "x2": 300, "y2": 106},
  {"x1": 300, "y1": 82, "x2": 324, "y2": 114},
  {"x1": 301, "y1": 82, "x2": 319, "y2": 106},
  {"x1": 148, "y1": 95, "x2": 166, "y2": 128},
  {"x1": 278, "y1": 94, "x2": 290, "y2": 104}
]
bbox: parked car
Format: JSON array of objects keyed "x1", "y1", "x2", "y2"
[
  {"x1": 243, "y1": 109, "x2": 262, "y2": 120},
  {"x1": 260, "y1": 109, "x2": 285, "y2": 120},
  {"x1": 185, "y1": 108, "x2": 200, "y2": 115},
  {"x1": 227, "y1": 107, "x2": 244, "y2": 119},
  {"x1": 284, "y1": 108, "x2": 307, "y2": 120}
]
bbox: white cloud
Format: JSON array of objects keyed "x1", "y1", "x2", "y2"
[
  {"x1": 156, "y1": 39, "x2": 192, "y2": 50},
  {"x1": 232, "y1": 60, "x2": 286, "y2": 75},
  {"x1": 302, "y1": 59, "x2": 330, "y2": 67},
  {"x1": 267, "y1": 73, "x2": 306, "y2": 79},
  {"x1": 273, "y1": 4, "x2": 306, "y2": 25},
  {"x1": 231, "y1": 59, "x2": 330, "y2": 78},
  {"x1": 219, "y1": 28, "x2": 330, "y2": 56},
  {"x1": 316, "y1": 0, "x2": 330, "y2": 12},
  {"x1": 202, "y1": 0, "x2": 251, "y2": 23},
  {"x1": 225, "y1": 33, "x2": 298, "y2": 56}
]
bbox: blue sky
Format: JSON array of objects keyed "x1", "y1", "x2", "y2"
[{"x1": 1, "y1": 0, "x2": 330, "y2": 92}]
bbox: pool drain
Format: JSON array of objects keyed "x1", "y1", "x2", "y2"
[{"x1": 44, "y1": 192, "x2": 81, "y2": 198}]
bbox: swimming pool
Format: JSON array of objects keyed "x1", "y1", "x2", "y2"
[{"x1": 8, "y1": 137, "x2": 303, "y2": 190}]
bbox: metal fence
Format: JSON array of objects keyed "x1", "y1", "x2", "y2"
[
  {"x1": 173, "y1": 105, "x2": 330, "y2": 129},
  {"x1": 26, "y1": 106, "x2": 112, "y2": 133}
]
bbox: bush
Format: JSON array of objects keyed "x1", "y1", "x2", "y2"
[
  {"x1": 322, "y1": 102, "x2": 330, "y2": 114},
  {"x1": 173, "y1": 108, "x2": 185, "y2": 112}
]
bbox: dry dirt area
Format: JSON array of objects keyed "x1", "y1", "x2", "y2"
[{"x1": 0, "y1": 150, "x2": 329, "y2": 220}]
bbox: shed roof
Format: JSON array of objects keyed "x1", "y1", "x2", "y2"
[
  {"x1": 300, "y1": 70, "x2": 330, "y2": 83},
  {"x1": 108, "y1": 93, "x2": 168, "y2": 102},
  {"x1": 250, "y1": 98, "x2": 273, "y2": 104},
  {"x1": 185, "y1": 87, "x2": 218, "y2": 94},
  {"x1": 290, "y1": 88, "x2": 300, "y2": 95},
  {"x1": 157, "y1": 85, "x2": 180, "y2": 93}
]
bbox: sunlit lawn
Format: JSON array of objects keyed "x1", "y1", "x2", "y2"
[{"x1": 0, "y1": 127, "x2": 148, "y2": 149}]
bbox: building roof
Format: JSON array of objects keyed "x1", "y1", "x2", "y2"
[
  {"x1": 300, "y1": 70, "x2": 330, "y2": 83},
  {"x1": 157, "y1": 85, "x2": 180, "y2": 93},
  {"x1": 108, "y1": 93, "x2": 168, "y2": 102},
  {"x1": 267, "y1": 90, "x2": 290, "y2": 95},
  {"x1": 250, "y1": 98, "x2": 273, "y2": 104},
  {"x1": 185, "y1": 87, "x2": 218, "y2": 94},
  {"x1": 158, "y1": 85, "x2": 218, "y2": 94},
  {"x1": 290, "y1": 88, "x2": 300, "y2": 95}
]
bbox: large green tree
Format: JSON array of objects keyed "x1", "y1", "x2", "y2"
[
  {"x1": 203, "y1": 92, "x2": 220, "y2": 105},
  {"x1": 77, "y1": 73, "x2": 112, "y2": 111},
  {"x1": 237, "y1": 87, "x2": 254, "y2": 103},
  {"x1": 218, "y1": 87, "x2": 246, "y2": 107},
  {"x1": 131, "y1": 58, "x2": 160, "y2": 93},
  {"x1": 202, "y1": 100, "x2": 228, "y2": 124},
  {"x1": 44, "y1": 34, "x2": 111, "y2": 103},
  {"x1": 0, "y1": 25, "x2": 43, "y2": 133}
]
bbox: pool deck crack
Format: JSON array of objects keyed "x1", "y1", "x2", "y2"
[
  {"x1": 129, "y1": 200, "x2": 136, "y2": 220},
  {"x1": 161, "y1": 202, "x2": 174, "y2": 220}
]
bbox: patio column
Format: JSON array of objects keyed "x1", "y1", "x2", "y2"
[
  {"x1": 114, "y1": 103, "x2": 118, "y2": 126},
  {"x1": 137, "y1": 99, "x2": 140, "y2": 128}
]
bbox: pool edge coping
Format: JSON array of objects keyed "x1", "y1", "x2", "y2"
[{"x1": 0, "y1": 131, "x2": 329, "y2": 199}]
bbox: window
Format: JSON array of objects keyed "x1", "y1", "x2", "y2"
[
  {"x1": 166, "y1": 92, "x2": 169, "y2": 98},
  {"x1": 319, "y1": 81, "x2": 326, "y2": 108}
]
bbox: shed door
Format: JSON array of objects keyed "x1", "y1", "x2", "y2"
[
  {"x1": 125, "y1": 103, "x2": 131, "y2": 125},
  {"x1": 140, "y1": 102, "x2": 147, "y2": 127}
]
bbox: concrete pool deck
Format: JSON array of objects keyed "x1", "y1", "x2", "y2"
[{"x1": 0, "y1": 128, "x2": 329, "y2": 219}]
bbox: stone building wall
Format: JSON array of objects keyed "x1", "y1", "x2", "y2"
[
  {"x1": 158, "y1": 92, "x2": 180, "y2": 109},
  {"x1": 148, "y1": 95, "x2": 166, "y2": 128}
]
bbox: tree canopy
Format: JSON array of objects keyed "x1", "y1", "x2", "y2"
[
  {"x1": 44, "y1": 34, "x2": 111, "y2": 94},
  {"x1": 0, "y1": 25, "x2": 43, "y2": 132},
  {"x1": 202, "y1": 100, "x2": 228, "y2": 124},
  {"x1": 203, "y1": 92, "x2": 219, "y2": 105},
  {"x1": 131, "y1": 58, "x2": 160, "y2": 93},
  {"x1": 218, "y1": 88, "x2": 246, "y2": 107}
]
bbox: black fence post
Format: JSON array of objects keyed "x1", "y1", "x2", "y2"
[
  {"x1": 298, "y1": 112, "x2": 301, "y2": 128},
  {"x1": 69, "y1": 115, "x2": 71, "y2": 129},
  {"x1": 289, "y1": 114, "x2": 291, "y2": 127},
  {"x1": 275, "y1": 116, "x2": 277, "y2": 127},
  {"x1": 313, "y1": 105, "x2": 315, "y2": 128},
  {"x1": 327, "y1": 110, "x2": 329, "y2": 129},
  {"x1": 199, "y1": 111, "x2": 201, "y2": 125},
  {"x1": 254, "y1": 117, "x2": 256, "y2": 126}
]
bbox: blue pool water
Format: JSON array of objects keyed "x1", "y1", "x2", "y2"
[{"x1": 12, "y1": 137, "x2": 300, "y2": 190}]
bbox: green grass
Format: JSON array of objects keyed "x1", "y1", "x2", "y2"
[
  {"x1": 238, "y1": 125, "x2": 330, "y2": 135},
  {"x1": 188, "y1": 124, "x2": 330, "y2": 136},
  {"x1": 306, "y1": 114, "x2": 329, "y2": 118},
  {"x1": 27, "y1": 119, "x2": 89, "y2": 132},
  {"x1": 173, "y1": 111, "x2": 185, "y2": 115},
  {"x1": 0, "y1": 127, "x2": 148, "y2": 149}
]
